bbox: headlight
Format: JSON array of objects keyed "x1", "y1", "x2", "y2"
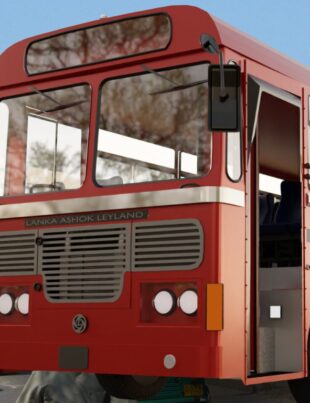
[
  {"x1": 15, "y1": 293, "x2": 30, "y2": 315},
  {"x1": 153, "y1": 290, "x2": 176, "y2": 315},
  {"x1": 0, "y1": 293, "x2": 14, "y2": 315},
  {"x1": 178, "y1": 290, "x2": 198, "y2": 315}
]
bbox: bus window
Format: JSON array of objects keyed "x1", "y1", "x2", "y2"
[
  {"x1": 226, "y1": 131, "x2": 241, "y2": 181},
  {"x1": 26, "y1": 116, "x2": 82, "y2": 193},
  {"x1": 1, "y1": 84, "x2": 91, "y2": 196},
  {"x1": 27, "y1": 14, "x2": 171, "y2": 75},
  {"x1": 259, "y1": 174, "x2": 282, "y2": 196},
  {"x1": 95, "y1": 63, "x2": 211, "y2": 186}
]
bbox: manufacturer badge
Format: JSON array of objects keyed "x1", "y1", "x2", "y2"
[{"x1": 72, "y1": 314, "x2": 88, "y2": 334}]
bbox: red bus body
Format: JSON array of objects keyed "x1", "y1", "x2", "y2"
[{"x1": 0, "y1": 5, "x2": 309, "y2": 388}]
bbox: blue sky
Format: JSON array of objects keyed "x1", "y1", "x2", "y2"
[{"x1": 1, "y1": 0, "x2": 310, "y2": 67}]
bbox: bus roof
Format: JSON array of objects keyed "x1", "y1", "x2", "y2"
[
  {"x1": 213, "y1": 14, "x2": 310, "y2": 87},
  {"x1": 0, "y1": 5, "x2": 309, "y2": 88}
]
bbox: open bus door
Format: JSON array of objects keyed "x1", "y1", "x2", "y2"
[
  {"x1": 246, "y1": 73, "x2": 304, "y2": 383},
  {"x1": 288, "y1": 89, "x2": 310, "y2": 401}
]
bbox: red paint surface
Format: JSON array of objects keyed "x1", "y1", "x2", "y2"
[{"x1": 0, "y1": 5, "x2": 308, "y2": 385}]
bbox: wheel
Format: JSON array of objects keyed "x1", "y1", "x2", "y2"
[
  {"x1": 96, "y1": 374, "x2": 166, "y2": 400},
  {"x1": 288, "y1": 336, "x2": 310, "y2": 403}
]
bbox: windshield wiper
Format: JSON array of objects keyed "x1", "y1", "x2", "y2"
[
  {"x1": 140, "y1": 64, "x2": 208, "y2": 95},
  {"x1": 30, "y1": 85, "x2": 62, "y2": 106},
  {"x1": 141, "y1": 64, "x2": 180, "y2": 86},
  {"x1": 26, "y1": 99, "x2": 86, "y2": 114},
  {"x1": 149, "y1": 79, "x2": 208, "y2": 95},
  {"x1": 42, "y1": 99, "x2": 86, "y2": 113},
  {"x1": 27, "y1": 86, "x2": 86, "y2": 113}
]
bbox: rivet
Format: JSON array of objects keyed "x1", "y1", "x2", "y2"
[{"x1": 33, "y1": 283, "x2": 42, "y2": 292}]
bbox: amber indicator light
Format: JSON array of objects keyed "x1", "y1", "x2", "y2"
[{"x1": 206, "y1": 283, "x2": 224, "y2": 331}]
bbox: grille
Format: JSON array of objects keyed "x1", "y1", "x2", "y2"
[
  {"x1": 0, "y1": 219, "x2": 203, "y2": 302},
  {"x1": 132, "y1": 219, "x2": 203, "y2": 271},
  {"x1": 0, "y1": 231, "x2": 37, "y2": 275},
  {"x1": 39, "y1": 225, "x2": 130, "y2": 302}
]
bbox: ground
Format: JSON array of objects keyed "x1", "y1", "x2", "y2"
[{"x1": 0, "y1": 374, "x2": 297, "y2": 403}]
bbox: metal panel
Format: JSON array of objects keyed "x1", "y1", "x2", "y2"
[
  {"x1": 38, "y1": 224, "x2": 130, "y2": 302},
  {"x1": 0, "y1": 230, "x2": 37, "y2": 275},
  {"x1": 0, "y1": 220, "x2": 204, "y2": 302},
  {"x1": 59, "y1": 346, "x2": 88, "y2": 370},
  {"x1": 0, "y1": 186, "x2": 245, "y2": 220},
  {"x1": 257, "y1": 267, "x2": 302, "y2": 374},
  {"x1": 132, "y1": 219, "x2": 203, "y2": 271}
]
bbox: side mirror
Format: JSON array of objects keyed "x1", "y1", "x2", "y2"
[{"x1": 208, "y1": 64, "x2": 241, "y2": 132}]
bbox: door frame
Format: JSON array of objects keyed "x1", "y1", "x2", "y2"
[{"x1": 245, "y1": 67, "x2": 305, "y2": 383}]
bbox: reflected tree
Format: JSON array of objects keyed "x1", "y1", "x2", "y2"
[
  {"x1": 30, "y1": 142, "x2": 67, "y2": 171},
  {"x1": 3, "y1": 84, "x2": 91, "y2": 196},
  {"x1": 27, "y1": 15, "x2": 170, "y2": 74},
  {"x1": 97, "y1": 64, "x2": 211, "y2": 184}
]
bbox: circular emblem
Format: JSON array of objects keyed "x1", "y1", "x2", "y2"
[{"x1": 72, "y1": 314, "x2": 88, "y2": 334}]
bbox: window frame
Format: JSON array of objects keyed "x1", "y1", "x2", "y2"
[
  {"x1": 308, "y1": 96, "x2": 310, "y2": 189},
  {"x1": 25, "y1": 13, "x2": 172, "y2": 76},
  {"x1": 94, "y1": 61, "x2": 213, "y2": 189},
  {"x1": 0, "y1": 82, "x2": 92, "y2": 198}
]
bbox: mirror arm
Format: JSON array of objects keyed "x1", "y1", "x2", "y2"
[
  {"x1": 200, "y1": 34, "x2": 228, "y2": 101},
  {"x1": 219, "y1": 51, "x2": 228, "y2": 101}
]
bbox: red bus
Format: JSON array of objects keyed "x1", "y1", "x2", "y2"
[{"x1": 0, "y1": 5, "x2": 308, "y2": 401}]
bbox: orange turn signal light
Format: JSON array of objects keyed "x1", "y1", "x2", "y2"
[{"x1": 206, "y1": 283, "x2": 223, "y2": 331}]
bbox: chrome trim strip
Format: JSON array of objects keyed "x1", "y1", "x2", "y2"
[{"x1": 0, "y1": 186, "x2": 244, "y2": 219}]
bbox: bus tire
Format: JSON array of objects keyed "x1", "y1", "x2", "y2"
[
  {"x1": 288, "y1": 336, "x2": 310, "y2": 402},
  {"x1": 96, "y1": 374, "x2": 166, "y2": 400}
]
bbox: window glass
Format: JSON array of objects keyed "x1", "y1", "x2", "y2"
[
  {"x1": 226, "y1": 131, "x2": 242, "y2": 181},
  {"x1": 27, "y1": 14, "x2": 171, "y2": 75},
  {"x1": 259, "y1": 174, "x2": 282, "y2": 196},
  {"x1": 0, "y1": 84, "x2": 91, "y2": 196},
  {"x1": 96, "y1": 64, "x2": 211, "y2": 186}
]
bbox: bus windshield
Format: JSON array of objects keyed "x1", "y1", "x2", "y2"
[
  {"x1": 0, "y1": 85, "x2": 91, "y2": 196},
  {"x1": 95, "y1": 63, "x2": 211, "y2": 186}
]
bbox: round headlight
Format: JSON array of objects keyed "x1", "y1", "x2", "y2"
[
  {"x1": 178, "y1": 290, "x2": 198, "y2": 315},
  {"x1": 153, "y1": 290, "x2": 176, "y2": 315},
  {"x1": 15, "y1": 293, "x2": 30, "y2": 315},
  {"x1": 0, "y1": 293, "x2": 14, "y2": 315}
]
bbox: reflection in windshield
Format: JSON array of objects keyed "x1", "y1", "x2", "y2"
[
  {"x1": 98, "y1": 129, "x2": 198, "y2": 175},
  {"x1": 26, "y1": 116, "x2": 82, "y2": 192},
  {"x1": 0, "y1": 85, "x2": 91, "y2": 196},
  {"x1": 27, "y1": 14, "x2": 171, "y2": 74},
  {"x1": 96, "y1": 63, "x2": 211, "y2": 186}
]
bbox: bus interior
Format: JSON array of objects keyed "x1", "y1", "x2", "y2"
[{"x1": 250, "y1": 77, "x2": 303, "y2": 375}]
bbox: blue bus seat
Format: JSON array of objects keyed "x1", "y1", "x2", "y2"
[
  {"x1": 260, "y1": 181, "x2": 301, "y2": 238},
  {"x1": 260, "y1": 181, "x2": 301, "y2": 267}
]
